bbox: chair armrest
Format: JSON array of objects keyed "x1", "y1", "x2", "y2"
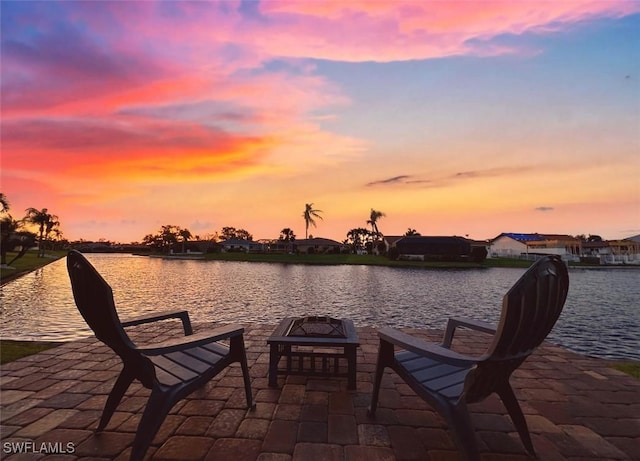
[
  {"x1": 122, "y1": 310, "x2": 193, "y2": 335},
  {"x1": 441, "y1": 317, "x2": 496, "y2": 348},
  {"x1": 378, "y1": 327, "x2": 476, "y2": 366},
  {"x1": 136, "y1": 324, "x2": 244, "y2": 355}
]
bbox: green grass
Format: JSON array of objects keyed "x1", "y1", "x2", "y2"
[
  {"x1": 202, "y1": 252, "x2": 489, "y2": 268},
  {"x1": 481, "y1": 257, "x2": 535, "y2": 268},
  {"x1": 1, "y1": 250, "x2": 66, "y2": 284},
  {"x1": 0, "y1": 340, "x2": 63, "y2": 364},
  {"x1": 611, "y1": 361, "x2": 640, "y2": 379}
]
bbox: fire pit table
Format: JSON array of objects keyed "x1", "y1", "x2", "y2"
[{"x1": 268, "y1": 316, "x2": 359, "y2": 389}]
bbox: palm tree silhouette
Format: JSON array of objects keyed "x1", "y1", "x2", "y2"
[
  {"x1": 367, "y1": 209, "x2": 385, "y2": 254},
  {"x1": 280, "y1": 228, "x2": 296, "y2": 242},
  {"x1": 367, "y1": 209, "x2": 385, "y2": 235},
  {"x1": 279, "y1": 228, "x2": 296, "y2": 253},
  {"x1": 0, "y1": 193, "x2": 9, "y2": 214},
  {"x1": 179, "y1": 228, "x2": 192, "y2": 253},
  {"x1": 302, "y1": 203, "x2": 323, "y2": 239},
  {"x1": 25, "y1": 207, "x2": 59, "y2": 257}
]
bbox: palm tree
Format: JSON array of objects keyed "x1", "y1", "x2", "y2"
[
  {"x1": 367, "y1": 209, "x2": 385, "y2": 236},
  {"x1": 179, "y1": 228, "x2": 192, "y2": 254},
  {"x1": 279, "y1": 228, "x2": 296, "y2": 253},
  {"x1": 346, "y1": 227, "x2": 371, "y2": 254},
  {"x1": 405, "y1": 228, "x2": 420, "y2": 236},
  {"x1": 367, "y1": 209, "x2": 385, "y2": 254},
  {"x1": 25, "y1": 207, "x2": 59, "y2": 257},
  {"x1": 0, "y1": 193, "x2": 9, "y2": 214},
  {"x1": 1, "y1": 215, "x2": 19, "y2": 265},
  {"x1": 302, "y1": 203, "x2": 323, "y2": 239},
  {"x1": 279, "y1": 228, "x2": 296, "y2": 242},
  {"x1": 1, "y1": 222, "x2": 36, "y2": 266}
]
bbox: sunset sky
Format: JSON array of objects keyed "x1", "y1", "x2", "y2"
[{"x1": 2, "y1": 1, "x2": 639, "y2": 243}]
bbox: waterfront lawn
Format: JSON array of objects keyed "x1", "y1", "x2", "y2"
[
  {"x1": 612, "y1": 361, "x2": 640, "y2": 379},
  {"x1": 204, "y1": 252, "x2": 488, "y2": 268},
  {"x1": 0, "y1": 340, "x2": 63, "y2": 364},
  {"x1": 1, "y1": 250, "x2": 66, "y2": 284}
]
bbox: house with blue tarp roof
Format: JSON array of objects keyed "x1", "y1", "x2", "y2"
[
  {"x1": 489, "y1": 233, "x2": 581, "y2": 261},
  {"x1": 500, "y1": 233, "x2": 546, "y2": 242}
]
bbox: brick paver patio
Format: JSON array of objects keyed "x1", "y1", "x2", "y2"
[{"x1": 1, "y1": 322, "x2": 639, "y2": 460}]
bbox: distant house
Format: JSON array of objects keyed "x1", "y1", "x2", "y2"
[
  {"x1": 489, "y1": 233, "x2": 581, "y2": 261},
  {"x1": 489, "y1": 233, "x2": 544, "y2": 258},
  {"x1": 601, "y1": 238, "x2": 640, "y2": 264},
  {"x1": 382, "y1": 236, "x2": 404, "y2": 253},
  {"x1": 219, "y1": 238, "x2": 264, "y2": 253},
  {"x1": 581, "y1": 240, "x2": 611, "y2": 261},
  {"x1": 173, "y1": 240, "x2": 221, "y2": 253},
  {"x1": 626, "y1": 234, "x2": 640, "y2": 244},
  {"x1": 293, "y1": 238, "x2": 347, "y2": 254},
  {"x1": 394, "y1": 236, "x2": 480, "y2": 262}
]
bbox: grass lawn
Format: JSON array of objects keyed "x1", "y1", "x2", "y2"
[
  {"x1": 203, "y1": 252, "x2": 490, "y2": 268},
  {"x1": 611, "y1": 361, "x2": 640, "y2": 379},
  {"x1": 0, "y1": 340, "x2": 63, "y2": 364},
  {"x1": 1, "y1": 250, "x2": 66, "y2": 284}
]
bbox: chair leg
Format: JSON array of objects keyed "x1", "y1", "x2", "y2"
[
  {"x1": 232, "y1": 335, "x2": 255, "y2": 409},
  {"x1": 97, "y1": 368, "x2": 134, "y2": 432},
  {"x1": 368, "y1": 339, "x2": 394, "y2": 417},
  {"x1": 445, "y1": 401, "x2": 481, "y2": 461},
  {"x1": 130, "y1": 388, "x2": 174, "y2": 461},
  {"x1": 498, "y1": 383, "x2": 536, "y2": 456}
]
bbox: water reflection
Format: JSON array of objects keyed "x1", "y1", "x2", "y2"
[{"x1": 1, "y1": 253, "x2": 638, "y2": 361}]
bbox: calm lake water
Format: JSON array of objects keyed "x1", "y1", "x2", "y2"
[{"x1": 1, "y1": 253, "x2": 638, "y2": 361}]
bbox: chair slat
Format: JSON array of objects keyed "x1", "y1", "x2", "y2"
[
  {"x1": 151, "y1": 354, "x2": 203, "y2": 381},
  {"x1": 202, "y1": 342, "x2": 230, "y2": 357},
  {"x1": 439, "y1": 382, "x2": 466, "y2": 400},
  {"x1": 396, "y1": 352, "x2": 441, "y2": 371},
  {"x1": 154, "y1": 367, "x2": 183, "y2": 386},
  {"x1": 165, "y1": 350, "x2": 216, "y2": 374},
  {"x1": 183, "y1": 345, "x2": 227, "y2": 367},
  {"x1": 421, "y1": 369, "x2": 470, "y2": 391}
]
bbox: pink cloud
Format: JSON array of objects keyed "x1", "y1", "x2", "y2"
[{"x1": 256, "y1": 1, "x2": 640, "y2": 61}]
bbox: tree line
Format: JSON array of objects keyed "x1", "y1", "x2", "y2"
[
  {"x1": 0, "y1": 193, "x2": 62, "y2": 265},
  {"x1": 1, "y1": 193, "x2": 614, "y2": 259},
  {"x1": 140, "y1": 205, "x2": 399, "y2": 254}
]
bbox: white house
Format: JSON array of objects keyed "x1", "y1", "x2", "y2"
[
  {"x1": 489, "y1": 233, "x2": 544, "y2": 258},
  {"x1": 219, "y1": 238, "x2": 264, "y2": 253},
  {"x1": 489, "y1": 233, "x2": 581, "y2": 261}
]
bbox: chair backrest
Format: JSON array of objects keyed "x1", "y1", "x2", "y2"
[
  {"x1": 464, "y1": 255, "x2": 569, "y2": 402},
  {"x1": 67, "y1": 250, "x2": 137, "y2": 358}
]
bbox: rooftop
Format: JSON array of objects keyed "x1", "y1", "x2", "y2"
[{"x1": 1, "y1": 322, "x2": 638, "y2": 460}]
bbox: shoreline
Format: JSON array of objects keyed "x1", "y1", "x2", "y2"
[{"x1": 3, "y1": 250, "x2": 637, "y2": 286}]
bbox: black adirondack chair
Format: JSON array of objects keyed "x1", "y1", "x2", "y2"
[
  {"x1": 369, "y1": 255, "x2": 569, "y2": 460},
  {"x1": 67, "y1": 250, "x2": 254, "y2": 461}
]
